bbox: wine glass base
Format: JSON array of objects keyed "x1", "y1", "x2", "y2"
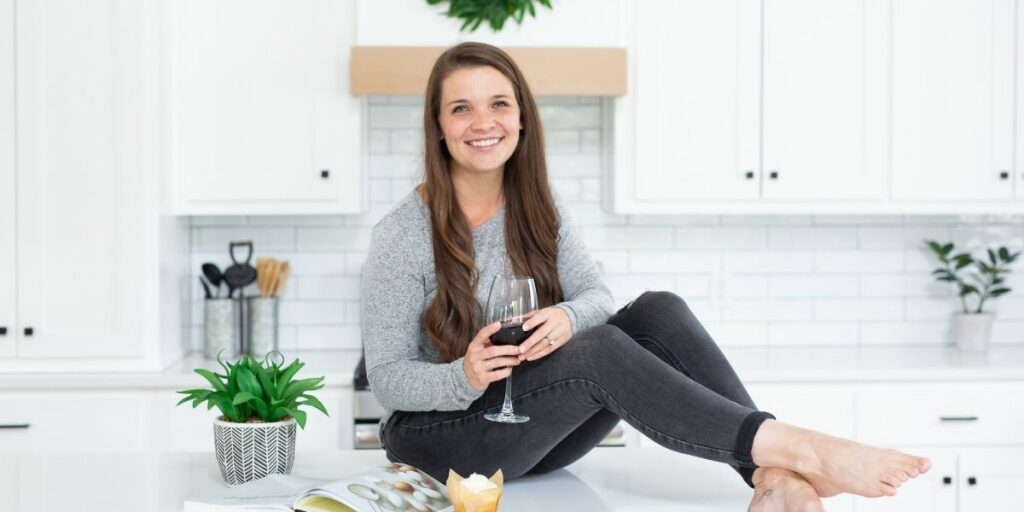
[{"x1": 484, "y1": 411, "x2": 530, "y2": 423}]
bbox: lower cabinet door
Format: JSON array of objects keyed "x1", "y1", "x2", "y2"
[
  {"x1": 853, "y1": 448, "x2": 957, "y2": 512},
  {"x1": 958, "y1": 447, "x2": 1024, "y2": 511},
  {"x1": 0, "y1": 392, "x2": 150, "y2": 453}
]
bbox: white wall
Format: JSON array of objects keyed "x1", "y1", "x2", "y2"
[{"x1": 188, "y1": 96, "x2": 1024, "y2": 353}]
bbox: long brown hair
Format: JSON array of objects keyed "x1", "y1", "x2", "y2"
[{"x1": 421, "y1": 42, "x2": 564, "y2": 362}]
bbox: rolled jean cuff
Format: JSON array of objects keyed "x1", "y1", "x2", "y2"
[{"x1": 734, "y1": 410, "x2": 776, "y2": 469}]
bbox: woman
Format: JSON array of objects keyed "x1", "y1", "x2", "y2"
[{"x1": 361, "y1": 42, "x2": 930, "y2": 512}]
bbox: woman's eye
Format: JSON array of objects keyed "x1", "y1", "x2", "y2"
[
  {"x1": 452, "y1": 105, "x2": 468, "y2": 114},
  {"x1": 493, "y1": 101, "x2": 510, "y2": 108}
]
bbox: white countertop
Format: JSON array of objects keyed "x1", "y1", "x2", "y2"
[
  {"x1": 2, "y1": 447, "x2": 799, "y2": 512},
  {"x1": 1, "y1": 345, "x2": 1023, "y2": 390}
]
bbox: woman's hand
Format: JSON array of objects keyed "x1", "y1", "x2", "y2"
[
  {"x1": 463, "y1": 321, "x2": 522, "y2": 391},
  {"x1": 518, "y1": 307, "x2": 572, "y2": 362}
]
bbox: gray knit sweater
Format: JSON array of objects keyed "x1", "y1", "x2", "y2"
[{"x1": 361, "y1": 190, "x2": 614, "y2": 432}]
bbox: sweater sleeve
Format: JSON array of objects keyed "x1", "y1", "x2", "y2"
[
  {"x1": 551, "y1": 203, "x2": 615, "y2": 334},
  {"x1": 361, "y1": 216, "x2": 484, "y2": 412}
]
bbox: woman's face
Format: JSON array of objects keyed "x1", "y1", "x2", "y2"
[{"x1": 437, "y1": 66, "x2": 522, "y2": 178}]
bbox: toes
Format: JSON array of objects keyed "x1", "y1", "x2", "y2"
[
  {"x1": 883, "y1": 475, "x2": 903, "y2": 488},
  {"x1": 880, "y1": 482, "x2": 898, "y2": 497},
  {"x1": 917, "y1": 457, "x2": 932, "y2": 473}
]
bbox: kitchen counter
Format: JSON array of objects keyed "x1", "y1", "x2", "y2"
[
  {"x1": 1, "y1": 345, "x2": 1023, "y2": 389},
  {"x1": 2, "y1": 447, "x2": 771, "y2": 511}
]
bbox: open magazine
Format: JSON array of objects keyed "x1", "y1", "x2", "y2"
[{"x1": 184, "y1": 464, "x2": 454, "y2": 512}]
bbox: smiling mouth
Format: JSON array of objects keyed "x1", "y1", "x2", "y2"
[{"x1": 465, "y1": 137, "x2": 503, "y2": 148}]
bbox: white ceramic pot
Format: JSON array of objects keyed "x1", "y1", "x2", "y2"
[
  {"x1": 952, "y1": 313, "x2": 993, "y2": 353},
  {"x1": 213, "y1": 416, "x2": 296, "y2": 485}
]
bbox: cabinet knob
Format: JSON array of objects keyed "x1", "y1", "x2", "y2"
[
  {"x1": 942, "y1": 476, "x2": 952, "y2": 485},
  {"x1": 745, "y1": 170, "x2": 755, "y2": 180},
  {"x1": 1000, "y1": 170, "x2": 1010, "y2": 180},
  {"x1": 769, "y1": 170, "x2": 779, "y2": 179},
  {"x1": 320, "y1": 169, "x2": 330, "y2": 179},
  {"x1": 0, "y1": 326, "x2": 6, "y2": 336},
  {"x1": 967, "y1": 476, "x2": 977, "y2": 486},
  {"x1": 23, "y1": 327, "x2": 33, "y2": 337}
]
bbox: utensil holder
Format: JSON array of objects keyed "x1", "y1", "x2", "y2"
[
  {"x1": 246, "y1": 296, "x2": 279, "y2": 359},
  {"x1": 204, "y1": 298, "x2": 239, "y2": 360}
]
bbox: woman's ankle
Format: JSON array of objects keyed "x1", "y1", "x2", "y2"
[{"x1": 750, "y1": 419, "x2": 812, "y2": 472}]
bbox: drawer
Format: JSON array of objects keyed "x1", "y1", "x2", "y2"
[
  {"x1": 0, "y1": 392, "x2": 150, "y2": 453},
  {"x1": 748, "y1": 384, "x2": 856, "y2": 439},
  {"x1": 855, "y1": 383, "x2": 1024, "y2": 447}
]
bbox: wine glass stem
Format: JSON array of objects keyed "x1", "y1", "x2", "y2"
[{"x1": 501, "y1": 370, "x2": 515, "y2": 415}]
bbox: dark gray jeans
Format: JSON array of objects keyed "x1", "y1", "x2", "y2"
[{"x1": 381, "y1": 291, "x2": 775, "y2": 488}]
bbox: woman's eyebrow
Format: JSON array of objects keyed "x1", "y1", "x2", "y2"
[{"x1": 445, "y1": 94, "x2": 512, "y2": 107}]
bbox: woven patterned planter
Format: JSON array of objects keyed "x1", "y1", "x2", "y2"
[{"x1": 213, "y1": 417, "x2": 296, "y2": 485}]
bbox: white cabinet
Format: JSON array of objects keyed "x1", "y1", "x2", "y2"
[
  {"x1": 611, "y1": 0, "x2": 890, "y2": 214},
  {"x1": 0, "y1": 0, "x2": 14, "y2": 359},
  {"x1": 615, "y1": 0, "x2": 760, "y2": 206},
  {"x1": 355, "y1": 0, "x2": 628, "y2": 47},
  {"x1": 0, "y1": 392, "x2": 151, "y2": 453},
  {"x1": 761, "y1": 0, "x2": 889, "y2": 201},
  {"x1": 1, "y1": 0, "x2": 189, "y2": 371},
  {"x1": 958, "y1": 447, "x2": 1024, "y2": 510},
  {"x1": 891, "y1": 0, "x2": 1015, "y2": 202},
  {"x1": 171, "y1": 0, "x2": 364, "y2": 215}
]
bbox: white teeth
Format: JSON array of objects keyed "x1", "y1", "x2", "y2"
[{"x1": 468, "y1": 138, "x2": 500, "y2": 148}]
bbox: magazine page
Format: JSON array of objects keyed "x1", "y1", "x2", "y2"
[
  {"x1": 294, "y1": 463, "x2": 453, "y2": 512},
  {"x1": 184, "y1": 474, "x2": 328, "y2": 512}
]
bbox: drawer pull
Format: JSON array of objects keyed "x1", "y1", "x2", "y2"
[
  {"x1": 939, "y1": 416, "x2": 979, "y2": 422},
  {"x1": 0, "y1": 423, "x2": 30, "y2": 429},
  {"x1": 942, "y1": 476, "x2": 952, "y2": 485},
  {"x1": 967, "y1": 476, "x2": 977, "y2": 486}
]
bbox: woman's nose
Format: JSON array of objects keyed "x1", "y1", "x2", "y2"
[{"x1": 470, "y1": 111, "x2": 497, "y2": 131}]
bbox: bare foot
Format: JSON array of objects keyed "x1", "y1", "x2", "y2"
[
  {"x1": 752, "y1": 420, "x2": 932, "y2": 498},
  {"x1": 748, "y1": 467, "x2": 825, "y2": 512}
]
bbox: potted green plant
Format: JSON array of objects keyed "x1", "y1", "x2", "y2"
[
  {"x1": 176, "y1": 352, "x2": 328, "y2": 485},
  {"x1": 925, "y1": 239, "x2": 1020, "y2": 352}
]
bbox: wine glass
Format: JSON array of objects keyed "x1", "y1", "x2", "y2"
[{"x1": 483, "y1": 273, "x2": 538, "y2": 423}]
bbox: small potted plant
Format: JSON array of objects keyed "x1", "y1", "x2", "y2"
[
  {"x1": 176, "y1": 351, "x2": 328, "y2": 485},
  {"x1": 925, "y1": 239, "x2": 1020, "y2": 352}
]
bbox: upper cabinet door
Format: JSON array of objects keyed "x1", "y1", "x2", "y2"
[
  {"x1": 761, "y1": 0, "x2": 890, "y2": 201},
  {"x1": 613, "y1": 0, "x2": 761, "y2": 210},
  {"x1": 355, "y1": 0, "x2": 628, "y2": 47},
  {"x1": 15, "y1": 0, "x2": 155, "y2": 358},
  {"x1": 172, "y1": 0, "x2": 363, "y2": 215},
  {"x1": 891, "y1": 0, "x2": 1015, "y2": 201},
  {"x1": 0, "y1": 0, "x2": 14, "y2": 358}
]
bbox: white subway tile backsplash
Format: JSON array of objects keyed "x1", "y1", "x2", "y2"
[
  {"x1": 768, "y1": 322, "x2": 859, "y2": 346},
  {"x1": 768, "y1": 275, "x2": 858, "y2": 298},
  {"x1": 279, "y1": 300, "x2": 346, "y2": 326},
  {"x1": 705, "y1": 323, "x2": 768, "y2": 347},
  {"x1": 675, "y1": 227, "x2": 766, "y2": 250},
  {"x1": 768, "y1": 227, "x2": 858, "y2": 249},
  {"x1": 815, "y1": 250, "x2": 905, "y2": 273},
  {"x1": 187, "y1": 97, "x2": 1024, "y2": 352},
  {"x1": 195, "y1": 227, "x2": 296, "y2": 252},
  {"x1": 859, "y1": 226, "x2": 951, "y2": 249},
  {"x1": 723, "y1": 251, "x2": 815, "y2": 274},
  {"x1": 296, "y1": 227, "x2": 372, "y2": 251},
  {"x1": 295, "y1": 276, "x2": 360, "y2": 300},
  {"x1": 814, "y1": 299, "x2": 904, "y2": 321},
  {"x1": 628, "y1": 250, "x2": 719, "y2": 273},
  {"x1": 859, "y1": 322, "x2": 949, "y2": 345},
  {"x1": 720, "y1": 299, "x2": 814, "y2": 322},
  {"x1": 296, "y1": 325, "x2": 363, "y2": 350}
]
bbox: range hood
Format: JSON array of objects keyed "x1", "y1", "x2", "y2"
[{"x1": 350, "y1": 47, "x2": 626, "y2": 96}]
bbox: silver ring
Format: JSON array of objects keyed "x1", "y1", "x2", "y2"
[
  {"x1": 547, "y1": 336, "x2": 556, "y2": 346},
  {"x1": 485, "y1": 360, "x2": 492, "y2": 371}
]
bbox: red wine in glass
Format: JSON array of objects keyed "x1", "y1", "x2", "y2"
[
  {"x1": 490, "y1": 324, "x2": 529, "y2": 346},
  {"x1": 484, "y1": 274, "x2": 537, "y2": 424}
]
